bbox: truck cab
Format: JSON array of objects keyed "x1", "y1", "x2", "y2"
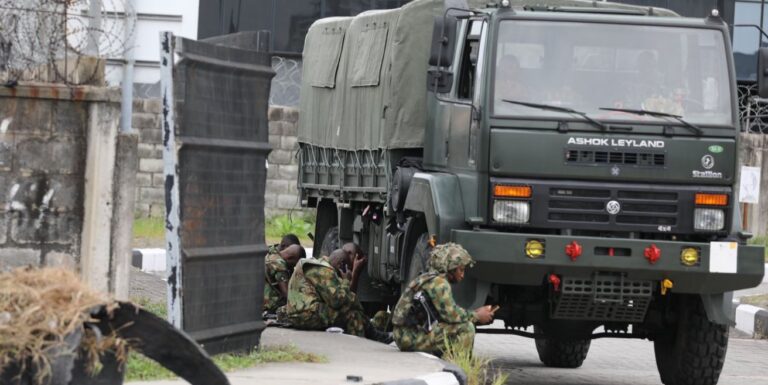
[{"x1": 297, "y1": 2, "x2": 765, "y2": 384}]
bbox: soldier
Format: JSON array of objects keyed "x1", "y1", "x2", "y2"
[
  {"x1": 392, "y1": 243, "x2": 495, "y2": 356},
  {"x1": 263, "y1": 244, "x2": 305, "y2": 316},
  {"x1": 283, "y1": 248, "x2": 391, "y2": 342},
  {"x1": 268, "y1": 233, "x2": 301, "y2": 254}
]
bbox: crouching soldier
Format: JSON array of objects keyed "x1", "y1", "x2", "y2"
[
  {"x1": 284, "y1": 249, "x2": 391, "y2": 343},
  {"x1": 392, "y1": 243, "x2": 495, "y2": 356},
  {"x1": 263, "y1": 244, "x2": 305, "y2": 317}
]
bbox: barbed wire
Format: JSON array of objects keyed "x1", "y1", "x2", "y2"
[
  {"x1": 739, "y1": 83, "x2": 768, "y2": 134},
  {"x1": 0, "y1": 0, "x2": 134, "y2": 86},
  {"x1": 269, "y1": 56, "x2": 302, "y2": 107}
]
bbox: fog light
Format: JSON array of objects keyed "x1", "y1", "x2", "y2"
[
  {"x1": 525, "y1": 239, "x2": 545, "y2": 259},
  {"x1": 493, "y1": 200, "x2": 530, "y2": 224},
  {"x1": 694, "y1": 208, "x2": 725, "y2": 231},
  {"x1": 680, "y1": 247, "x2": 700, "y2": 266}
]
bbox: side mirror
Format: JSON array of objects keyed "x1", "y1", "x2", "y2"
[
  {"x1": 429, "y1": 15, "x2": 457, "y2": 67},
  {"x1": 759, "y1": 47, "x2": 768, "y2": 98}
]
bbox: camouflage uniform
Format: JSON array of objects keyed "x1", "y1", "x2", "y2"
[
  {"x1": 392, "y1": 243, "x2": 477, "y2": 355},
  {"x1": 284, "y1": 258, "x2": 367, "y2": 336},
  {"x1": 263, "y1": 251, "x2": 291, "y2": 313}
]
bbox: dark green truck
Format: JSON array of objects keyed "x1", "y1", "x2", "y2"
[{"x1": 296, "y1": 0, "x2": 766, "y2": 383}]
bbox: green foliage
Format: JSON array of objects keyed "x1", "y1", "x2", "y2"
[
  {"x1": 442, "y1": 337, "x2": 509, "y2": 385},
  {"x1": 266, "y1": 214, "x2": 314, "y2": 244},
  {"x1": 125, "y1": 345, "x2": 326, "y2": 381}
]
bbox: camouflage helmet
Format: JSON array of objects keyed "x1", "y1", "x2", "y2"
[{"x1": 429, "y1": 243, "x2": 475, "y2": 274}]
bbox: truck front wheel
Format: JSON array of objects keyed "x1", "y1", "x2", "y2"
[
  {"x1": 653, "y1": 297, "x2": 728, "y2": 385},
  {"x1": 534, "y1": 326, "x2": 591, "y2": 368}
]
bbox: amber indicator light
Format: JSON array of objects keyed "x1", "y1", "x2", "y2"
[
  {"x1": 695, "y1": 193, "x2": 728, "y2": 206},
  {"x1": 494, "y1": 185, "x2": 532, "y2": 198}
]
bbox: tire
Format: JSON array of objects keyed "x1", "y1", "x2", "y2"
[
  {"x1": 319, "y1": 226, "x2": 339, "y2": 258},
  {"x1": 534, "y1": 326, "x2": 591, "y2": 368},
  {"x1": 403, "y1": 233, "x2": 430, "y2": 289},
  {"x1": 653, "y1": 297, "x2": 728, "y2": 385}
]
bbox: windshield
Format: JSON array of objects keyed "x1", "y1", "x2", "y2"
[{"x1": 493, "y1": 21, "x2": 733, "y2": 126}]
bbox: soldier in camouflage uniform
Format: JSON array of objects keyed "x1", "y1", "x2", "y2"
[
  {"x1": 392, "y1": 243, "x2": 495, "y2": 355},
  {"x1": 267, "y1": 233, "x2": 301, "y2": 254},
  {"x1": 284, "y1": 248, "x2": 392, "y2": 342},
  {"x1": 263, "y1": 244, "x2": 305, "y2": 315}
]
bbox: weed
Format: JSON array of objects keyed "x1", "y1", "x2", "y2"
[{"x1": 442, "y1": 337, "x2": 508, "y2": 385}]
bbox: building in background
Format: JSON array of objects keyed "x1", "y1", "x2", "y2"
[
  {"x1": 197, "y1": 0, "x2": 410, "y2": 106},
  {"x1": 105, "y1": 0, "x2": 199, "y2": 98},
  {"x1": 196, "y1": 0, "x2": 767, "y2": 107}
]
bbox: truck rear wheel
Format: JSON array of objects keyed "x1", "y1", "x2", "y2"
[
  {"x1": 403, "y1": 233, "x2": 430, "y2": 289},
  {"x1": 534, "y1": 326, "x2": 591, "y2": 368},
  {"x1": 653, "y1": 297, "x2": 728, "y2": 385},
  {"x1": 319, "y1": 226, "x2": 339, "y2": 258}
]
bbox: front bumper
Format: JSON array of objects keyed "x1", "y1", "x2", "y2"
[{"x1": 453, "y1": 230, "x2": 764, "y2": 294}]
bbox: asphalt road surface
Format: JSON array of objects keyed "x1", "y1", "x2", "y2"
[{"x1": 475, "y1": 330, "x2": 768, "y2": 385}]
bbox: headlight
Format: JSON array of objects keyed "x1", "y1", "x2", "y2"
[
  {"x1": 493, "y1": 200, "x2": 530, "y2": 224},
  {"x1": 694, "y1": 208, "x2": 724, "y2": 231}
]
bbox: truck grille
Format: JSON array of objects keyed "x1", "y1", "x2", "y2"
[
  {"x1": 565, "y1": 149, "x2": 665, "y2": 167},
  {"x1": 548, "y1": 188, "x2": 678, "y2": 227},
  {"x1": 551, "y1": 273, "x2": 653, "y2": 322}
]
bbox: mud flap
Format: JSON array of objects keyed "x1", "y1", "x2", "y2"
[{"x1": 700, "y1": 292, "x2": 735, "y2": 326}]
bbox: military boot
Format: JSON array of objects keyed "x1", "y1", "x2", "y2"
[{"x1": 365, "y1": 322, "x2": 394, "y2": 344}]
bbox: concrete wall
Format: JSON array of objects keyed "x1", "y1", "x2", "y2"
[
  {"x1": 266, "y1": 105, "x2": 302, "y2": 217},
  {"x1": 133, "y1": 100, "x2": 303, "y2": 218},
  {"x1": 0, "y1": 84, "x2": 137, "y2": 298}
]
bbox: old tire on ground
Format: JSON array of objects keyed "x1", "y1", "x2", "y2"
[
  {"x1": 653, "y1": 297, "x2": 728, "y2": 385},
  {"x1": 319, "y1": 226, "x2": 339, "y2": 258},
  {"x1": 534, "y1": 326, "x2": 591, "y2": 368}
]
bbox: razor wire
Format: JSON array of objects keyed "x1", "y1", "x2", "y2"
[
  {"x1": 269, "y1": 55, "x2": 302, "y2": 107},
  {"x1": 739, "y1": 83, "x2": 768, "y2": 134},
  {"x1": 0, "y1": 0, "x2": 134, "y2": 86}
]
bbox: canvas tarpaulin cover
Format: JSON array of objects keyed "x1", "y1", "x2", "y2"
[{"x1": 297, "y1": 0, "x2": 676, "y2": 151}]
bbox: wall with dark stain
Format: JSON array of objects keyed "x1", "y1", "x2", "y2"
[
  {"x1": 0, "y1": 84, "x2": 135, "y2": 298},
  {"x1": 0, "y1": 85, "x2": 90, "y2": 269}
]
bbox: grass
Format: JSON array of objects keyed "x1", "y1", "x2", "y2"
[
  {"x1": 125, "y1": 297, "x2": 325, "y2": 381},
  {"x1": 132, "y1": 217, "x2": 165, "y2": 248},
  {"x1": 132, "y1": 214, "x2": 316, "y2": 248},
  {"x1": 749, "y1": 236, "x2": 768, "y2": 262},
  {"x1": 741, "y1": 294, "x2": 768, "y2": 309},
  {"x1": 442, "y1": 337, "x2": 508, "y2": 385},
  {"x1": 125, "y1": 345, "x2": 326, "y2": 381}
]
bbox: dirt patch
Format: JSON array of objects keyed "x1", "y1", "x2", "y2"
[{"x1": 741, "y1": 294, "x2": 768, "y2": 310}]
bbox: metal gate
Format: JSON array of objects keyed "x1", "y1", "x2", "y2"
[{"x1": 160, "y1": 31, "x2": 275, "y2": 354}]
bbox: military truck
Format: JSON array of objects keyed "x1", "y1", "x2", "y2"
[{"x1": 296, "y1": 0, "x2": 766, "y2": 384}]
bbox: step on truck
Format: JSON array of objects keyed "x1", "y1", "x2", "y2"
[{"x1": 295, "y1": 1, "x2": 766, "y2": 384}]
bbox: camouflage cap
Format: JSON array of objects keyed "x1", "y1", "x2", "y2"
[{"x1": 429, "y1": 243, "x2": 475, "y2": 274}]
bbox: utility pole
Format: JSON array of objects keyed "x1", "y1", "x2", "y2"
[
  {"x1": 86, "y1": 0, "x2": 102, "y2": 56},
  {"x1": 121, "y1": 0, "x2": 136, "y2": 133}
]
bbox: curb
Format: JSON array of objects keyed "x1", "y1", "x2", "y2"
[
  {"x1": 734, "y1": 302, "x2": 768, "y2": 338},
  {"x1": 378, "y1": 357, "x2": 466, "y2": 385},
  {"x1": 131, "y1": 248, "x2": 166, "y2": 274}
]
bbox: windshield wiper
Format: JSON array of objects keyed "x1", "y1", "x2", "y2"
[
  {"x1": 598, "y1": 107, "x2": 703, "y2": 136},
  {"x1": 502, "y1": 99, "x2": 608, "y2": 131}
]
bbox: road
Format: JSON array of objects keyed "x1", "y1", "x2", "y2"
[{"x1": 475, "y1": 330, "x2": 768, "y2": 385}]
